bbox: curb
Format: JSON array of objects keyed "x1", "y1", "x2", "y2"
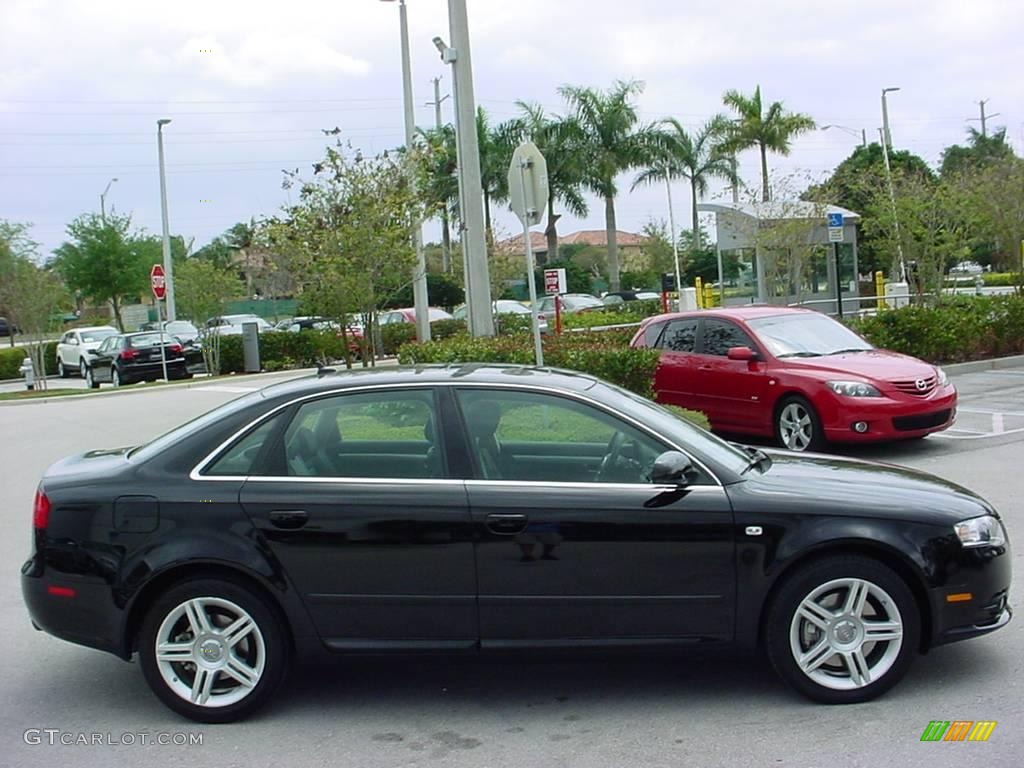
[{"x1": 943, "y1": 355, "x2": 1024, "y2": 375}]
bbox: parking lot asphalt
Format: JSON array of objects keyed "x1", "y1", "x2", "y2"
[{"x1": 1, "y1": 367, "x2": 1022, "y2": 768}]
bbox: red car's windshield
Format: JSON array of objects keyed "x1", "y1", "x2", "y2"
[{"x1": 748, "y1": 313, "x2": 873, "y2": 358}]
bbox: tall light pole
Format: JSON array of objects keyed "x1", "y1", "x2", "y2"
[
  {"x1": 663, "y1": 175, "x2": 683, "y2": 312},
  {"x1": 381, "y1": 0, "x2": 430, "y2": 342},
  {"x1": 881, "y1": 87, "x2": 900, "y2": 149},
  {"x1": 100, "y1": 177, "x2": 118, "y2": 223},
  {"x1": 440, "y1": 0, "x2": 494, "y2": 336},
  {"x1": 822, "y1": 124, "x2": 868, "y2": 148},
  {"x1": 878, "y1": 127, "x2": 906, "y2": 281},
  {"x1": 156, "y1": 119, "x2": 176, "y2": 321}
]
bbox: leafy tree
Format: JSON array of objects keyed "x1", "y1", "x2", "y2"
[
  {"x1": 175, "y1": 259, "x2": 242, "y2": 375},
  {"x1": 384, "y1": 272, "x2": 465, "y2": 310},
  {"x1": 678, "y1": 229, "x2": 740, "y2": 284},
  {"x1": 958, "y1": 156, "x2": 1024, "y2": 275},
  {"x1": 0, "y1": 220, "x2": 40, "y2": 346},
  {"x1": 633, "y1": 116, "x2": 735, "y2": 249},
  {"x1": 805, "y1": 143, "x2": 935, "y2": 275},
  {"x1": 52, "y1": 213, "x2": 159, "y2": 331},
  {"x1": 263, "y1": 142, "x2": 420, "y2": 365},
  {"x1": 559, "y1": 80, "x2": 657, "y2": 292},
  {"x1": 722, "y1": 85, "x2": 815, "y2": 202},
  {"x1": 941, "y1": 127, "x2": 1016, "y2": 178},
  {"x1": 506, "y1": 103, "x2": 589, "y2": 261},
  {"x1": 640, "y1": 219, "x2": 675, "y2": 277}
]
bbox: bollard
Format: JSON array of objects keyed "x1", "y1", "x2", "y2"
[
  {"x1": 875, "y1": 271, "x2": 886, "y2": 311},
  {"x1": 695, "y1": 277, "x2": 704, "y2": 309},
  {"x1": 19, "y1": 357, "x2": 35, "y2": 390}
]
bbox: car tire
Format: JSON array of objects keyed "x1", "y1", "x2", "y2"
[
  {"x1": 79, "y1": 359, "x2": 88, "y2": 379},
  {"x1": 765, "y1": 555, "x2": 920, "y2": 704},
  {"x1": 775, "y1": 396, "x2": 825, "y2": 452},
  {"x1": 137, "y1": 577, "x2": 289, "y2": 723},
  {"x1": 111, "y1": 368, "x2": 121, "y2": 388},
  {"x1": 85, "y1": 366, "x2": 98, "y2": 389},
  {"x1": 58, "y1": 358, "x2": 68, "y2": 378}
]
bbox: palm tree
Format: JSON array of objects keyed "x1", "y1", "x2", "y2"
[
  {"x1": 415, "y1": 124, "x2": 459, "y2": 272},
  {"x1": 475, "y1": 107, "x2": 518, "y2": 245},
  {"x1": 508, "y1": 103, "x2": 589, "y2": 262},
  {"x1": 632, "y1": 116, "x2": 734, "y2": 249},
  {"x1": 722, "y1": 86, "x2": 815, "y2": 202},
  {"x1": 559, "y1": 80, "x2": 656, "y2": 291}
]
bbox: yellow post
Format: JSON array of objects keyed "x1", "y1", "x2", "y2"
[
  {"x1": 705, "y1": 283, "x2": 716, "y2": 307},
  {"x1": 695, "y1": 277, "x2": 704, "y2": 309},
  {"x1": 875, "y1": 271, "x2": 885, "y2": 311}
]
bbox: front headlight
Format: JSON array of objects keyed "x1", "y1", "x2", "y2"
[
  {"x1": 936, "y1": 367, "x2": 949, "y2": 387},
  {"x1": 954, "y1": 515, "x2": 1007, "y2": 548},
  {"x1": 828, "y1": 380, "x2": 882, "y2": 397}
]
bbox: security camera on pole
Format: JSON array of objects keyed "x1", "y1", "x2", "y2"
[{"x1": 508, "y1": 141, "x2": 549, "y2": 366}]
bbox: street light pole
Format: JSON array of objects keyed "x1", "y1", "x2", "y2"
[
  {"x1": 446, "y1": 0, "x2": 494, "y2": 336},
  {"x1": 156, "y1": 119, "x2": 176, "y2": 321},
  {"x1": 100, "y1": 177, "x2": 118, "y2": 223},
  {"x1": 878, "y1": 127, "x2": 906, "y2": 281},
  {"x1": 822, "y1": 125, "x2": 868, "y2": 148},
  {"x1": 384, "y1": 0, "x2": 430, "y2": 342},
  {"x1": 881, "y1": 87, "x2": 900, "y2": 149}
]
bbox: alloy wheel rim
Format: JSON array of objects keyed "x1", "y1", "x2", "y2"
[
  {"x1": 79, "y1": 360, "x2": 86, "y2": 377},
  {"x1": 155, "y1": 596, "x2": 266, "y2": 708},
  {"x1": 779, "y1": 403, "x2": 813, "y2": 451},
  {"x1": 112, "y1": 370, "x2": 120, "y2": 387},
  {"x1": 789, "y1": 577, "x2": 904, "y2": 691}
]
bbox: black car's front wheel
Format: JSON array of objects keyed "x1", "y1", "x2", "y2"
[
  {"x1": 138, "y1": 578, "x2": 288, "y2": 723},
  {"x1": 765, "y1": 556, "x2": 919, "y2": 704}
]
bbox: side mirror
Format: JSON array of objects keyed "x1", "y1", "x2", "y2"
[
  {"x1": 727, "y1": 345, "x2": 758, "y2": 362},
  {"x1": 651, "y1": 450, "x2": 699, "y2": 487}
]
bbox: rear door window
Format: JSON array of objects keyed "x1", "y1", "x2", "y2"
[{"x1": 660, "y1": 319, "x2": 699, "y2": 353}]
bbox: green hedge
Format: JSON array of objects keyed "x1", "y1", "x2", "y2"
[
  {"x1": 397, "y1": 331, "x2": 661, "y2": 398},
  {"x1": 0, "y1": 342, "x2": 58, "y2": 380},
  {"x1": 563, "y1": 299, "x2": 662, "y2": 330},
  {"x1": 219, "y1": 330, "x2": 354, "y2": 374},
  {"x1": 379, "y1": 319, "x2": 468, "y2": 357},
  {"x1": 850, "y1": 295, "x2": 1024, "y2": 364}
]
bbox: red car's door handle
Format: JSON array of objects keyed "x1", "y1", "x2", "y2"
[{"x1": 698, "y1": 365, "x2": 713, "y2": 371}]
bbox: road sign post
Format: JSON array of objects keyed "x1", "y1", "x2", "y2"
[
  {"x1": 826, "y1": 214, "x2": 845, "y2": 318},
  {"x1": 508, "y1": 141, "x2": 550, "y2": 366},
  {"x1": 150, "y1": 265, "x2": 169, "y2": 381}
]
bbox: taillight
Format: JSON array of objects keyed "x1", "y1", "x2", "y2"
[
  {"x1": 119, "y1": 349, "x2": 137, "y2": 361},
  {"x1": 168, "y1": 343, "x2": 183, "y2": 354},
  {"x1": 33, "y1": 488, "x2": 50, "y2": 530}
]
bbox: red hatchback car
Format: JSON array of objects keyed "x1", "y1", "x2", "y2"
[{"x1": 631, "y1": 306, "x2": 957, "y2": 451}]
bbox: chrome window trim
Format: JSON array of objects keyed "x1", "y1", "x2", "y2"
[{"x1": 188, "y1": 380, "x2": 723, "y2": 487}]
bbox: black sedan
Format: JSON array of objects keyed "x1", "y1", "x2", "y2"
[
  {"x1": 22, "y1": 366, "x2": 1011, "y2": 722},
  {"x1": 83, "y1": 331, "x2": 190, "y2": 388}
]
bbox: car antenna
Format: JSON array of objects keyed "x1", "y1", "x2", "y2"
[{"x1": 316, "y1": 362, "x2": 336, "y2": 378}]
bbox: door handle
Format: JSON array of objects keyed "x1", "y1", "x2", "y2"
[
  {"x1": 269, "y1": 510, "x2": 309, "y2": 529},
  {"x1": 485, "y1": 513, "x2": 528, "y2": 535},
  {"x1": 698, "y1": 364, "x2": 713, "y2": 371}
]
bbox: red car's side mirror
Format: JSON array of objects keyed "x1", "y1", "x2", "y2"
[{"x1": 727, "y1": 346, "x2": 758, "y2": 361}]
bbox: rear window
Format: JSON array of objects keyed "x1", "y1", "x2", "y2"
[
  {"x1": 80, "y1": 329, "x2": 116, "y2": 343},
  {"x1": 128, "y1": 333, "x2": 169, "y2": 348}
]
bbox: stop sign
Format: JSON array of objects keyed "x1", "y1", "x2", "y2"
[{"x1": 150, "y1": 264, "x2": 166, "y2": 300}]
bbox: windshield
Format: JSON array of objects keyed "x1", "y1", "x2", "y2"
[
  {"x1": 129, "y1": 333, "x2": 175, "y2": 348},
  {"x1": 428, "y1": 308, "x2": 453, "y2": 321},
  {"x1": 748, "y1": 313, "x2": 873, "y2": 358},
  {"x1": 80, "y1": 328, "x2": 117, "y2": 343},
  {"x1": 165, "y1": 321, "x2": 197, "y2": 334}
]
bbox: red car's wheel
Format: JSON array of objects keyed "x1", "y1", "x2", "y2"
[{"x1": 775, "y1": 396, "x2": 825, "y2": 452}]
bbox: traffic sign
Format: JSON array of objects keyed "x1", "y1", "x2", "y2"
[
  {"x1": 508, "y1": 141, "x2": 549, "y2": 227},
  {"x1": 828, "y1": 227, "x2": 844, "y2": 243},
  {"x1": 544, "y1": 268, "x2": 567, "y2": 296},
  {"x1": 150, "y1": 264, "x2": 166, "y2": 300},
  {"x1": 827, "y1": 212, "x2": 844, "y2": 228}
]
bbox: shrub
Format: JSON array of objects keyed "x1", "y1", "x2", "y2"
[
  {"x1": 218, "y1": 330, "x2": 349, "y2": 374},
  {"x1": 397, "y1": 331, "x2": 661, "y2": 398},
  {"x1": 562, "y1": 299, "x2": 662, "y2": 330},
  {"x1": 380, "y1": 319, "x2": 468, "y2": 356},
  {"x1": 663, "y1": 404, "x2": 712, "y2": 431},
  {"x1": 0, "y1": 341, "x2": 58, "y2": 380},
  {"x1": 849, "y1": 295, "x2": 1024, "y2": 364}
]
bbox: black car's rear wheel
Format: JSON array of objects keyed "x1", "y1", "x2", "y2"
[
  {"x1": 111, "y1": 368, "x2": 122, "y2": 387},
  {"x1": 84, "y1": 366, "x2": 98, "y2": 389},
  {"x1": 138, "y1": 578, "x2": 288, "y2": 723},
  {"x1": 765, "y1": 556, "x2": 919, "y2": 704}
]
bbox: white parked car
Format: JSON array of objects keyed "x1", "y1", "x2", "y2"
[
  {"x1": 205, "y1": 314, "x2": 273, "y2": 336},
  {"x1": 56, "y1": 325, "x2": 119, "y2": 378}
]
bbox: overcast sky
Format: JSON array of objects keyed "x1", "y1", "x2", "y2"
[{"x1": 2, "y1": 0, "x2": 1022, "y2": 258}]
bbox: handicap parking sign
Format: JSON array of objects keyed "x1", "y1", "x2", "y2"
[{"x1": 827, "y1": 212, "x2": 844, "y2": 228}]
